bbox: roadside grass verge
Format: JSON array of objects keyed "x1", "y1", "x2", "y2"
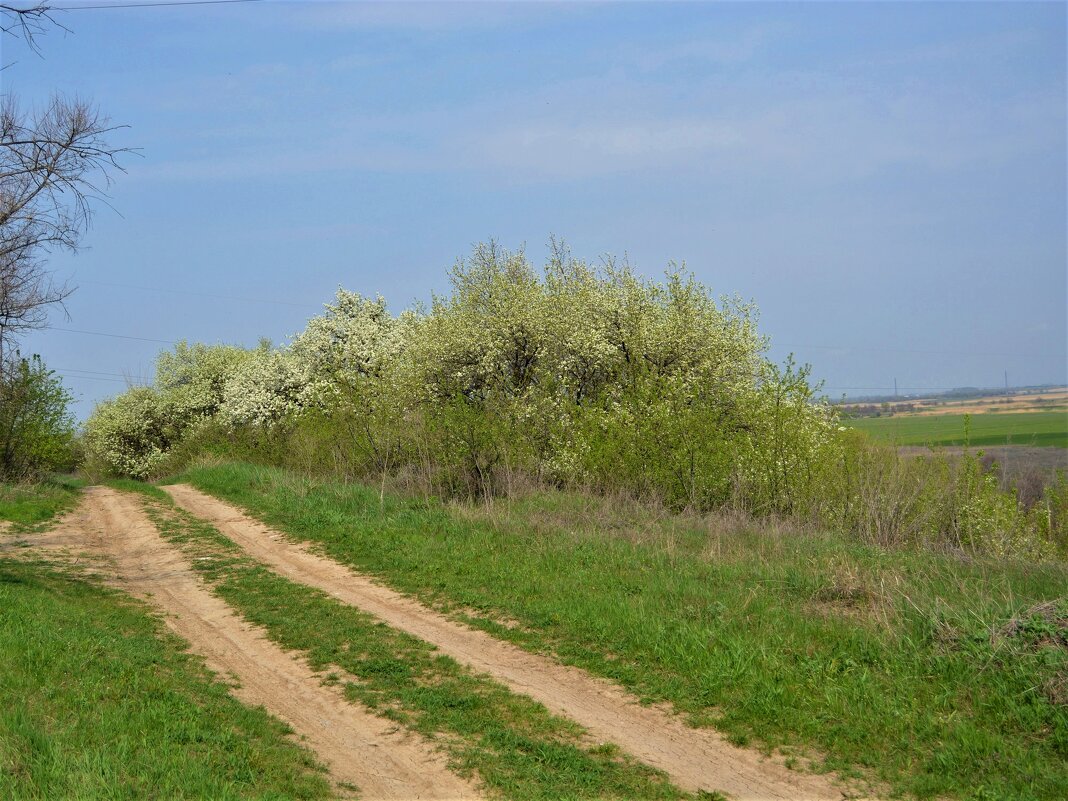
[
  {"x1": 0, "y1": 555, "x2": 330, "y2": 800},
  {"x1": 118, "y1": 481, "x2": 688, "y2": 801},
  {"x1": 845, "y1": 411, "x2": 1068, "y2": 448},
  {"x1": 171, "y1": 461, "x2": 1068, "y2": 801},
  {"x1": 0, "y1": 475, "x2": 84, "y2": 533}
]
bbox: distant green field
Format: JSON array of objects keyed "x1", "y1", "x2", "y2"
[{"x1": 845, "y1": 411, "x2": 1068, "y2": 448}]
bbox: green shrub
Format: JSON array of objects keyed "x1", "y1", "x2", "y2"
[
  {"x1": 819, "y1": 434, "x2": 1062, "y2": 558},
  {"x1": 0, "y1": 355, "x2": 76, "y2": 480}
]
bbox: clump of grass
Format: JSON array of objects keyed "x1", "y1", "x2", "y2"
[
  {"x1": 173, "y1": 461, "x2": 1068, "y2": 800},
  {"x1": 0, "y1": 475, "x2": 84, "y2": 533},
  {"x1": 993, "y1": 599, "x2": 1068, "y2": 655},
  {"x1": 991, "y1": 599, "x2": 1067, "y2": 709},
  {"x1": 0, "y1": 556, "x2": 330, "y2": 800}
]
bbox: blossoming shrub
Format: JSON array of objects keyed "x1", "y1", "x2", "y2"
[
  {"x1": 155, "y1": 341, "x2": 253, "y2": 418},
  {"x1": 83, "y1": 386, "x2": 176, "y2": 479},
  {"x1": 395, "y1": 242, "x2": 840, "y2": 508},
  {"x1": 83, "y1": 242, "x2": 1065, "y2": 558},
  {"x1": 84, "y1": 342, "x2": 255, "y2": 479}
]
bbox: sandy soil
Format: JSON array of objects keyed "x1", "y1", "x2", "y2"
[
  {"x1": 0, "y1": 508, "x2": 103, "y2": 565},
  {"x1": 42, "y1": 487, "x2": 480, "y2": 801},
  {"x1": 165, "y1": 484, "x2": 847, "y2": 801}
]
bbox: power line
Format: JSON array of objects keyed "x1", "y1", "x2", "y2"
[
  {"x1": 824, "y1": 386, "x2": 1067, "y2": 396},
  {"x1": 79, "y1": 279, "x2": 319, "y2": 309},
  {"x1": 54, "y1": 292, "x2": 1062, "y2": 362},
  {"x1": 55, "y1": 0, "x2": 262, "y2": 10},
  {"x1": 55, "y1": 366, "x2": 145, "y2": 378},
  {"x1": 54, "y1": 371, "x2": 144, "y2": 385},
  {"x1": 32, "y1": 299, "x2": 1064, "y2": 390},
  {"x1": 47, "y1": 326, "x2": 177, "y2": 344}
]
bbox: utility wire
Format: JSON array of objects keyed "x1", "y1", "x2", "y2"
[
  {"x1": 79, "y1": 279, "x2": 320, "y2": 309},
  {"x1": 54, "y1": 371, "x2": 145, "y2": 385},
  {"x1": 54, "y1": 0, "x2": 262, "y2": 10},
  {"x1": 47, "y1": 326, "x2": 177, "y2": 344},
  {"x1": 56, "y1": 367, "x2": 133, "y2": 377},
  {"x1": 34, "y1": 306, "x2": 1062, "y2": 394}
]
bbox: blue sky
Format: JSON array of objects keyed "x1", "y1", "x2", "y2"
[{"x1": 2, "y1": 0, "x2": 1065, "y2": 418}]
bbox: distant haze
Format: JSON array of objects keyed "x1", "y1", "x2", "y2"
[{"x1": 3, "y1": 0, "x2": 1065, "y2": 419}]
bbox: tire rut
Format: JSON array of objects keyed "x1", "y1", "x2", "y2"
[
  {"x1": 165, "y1": 483, "x2": 848, "y2": 801},
  {"x1": 74, "y1": 487, "x2": 480, "y2": 801}
]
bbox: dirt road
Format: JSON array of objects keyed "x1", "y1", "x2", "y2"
[
  {"x1": 50, "y1": 487, "x2": 480, "y2": 801},
  {"x1": 165, "y1": 483, "x2": 845, "y2": 801}
]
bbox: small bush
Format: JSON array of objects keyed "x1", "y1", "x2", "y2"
[{"x1": 0, "y1": 355, "x2": 76, "y2": 481}]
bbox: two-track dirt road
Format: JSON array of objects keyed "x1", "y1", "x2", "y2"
[
  {"x1": 30, "y1": 487, "x2": 479, "y2": 801},
  {"x1": 9, "y1": 484, "x2": 853, "y2": 800},
  {"x1": 163, "y1": 483, "x2": 845, "y2": 801}
]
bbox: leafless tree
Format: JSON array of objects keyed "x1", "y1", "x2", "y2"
[
  {"x1": 0, "y1": 4, "x2": 129, "y2": 367},
  {"x1": 1, "y1": 3, "x2": 65, "y2": 55}
]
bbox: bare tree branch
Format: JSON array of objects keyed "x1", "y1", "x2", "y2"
[
  {"x1": 0, "y1": 93, "x2": 131, "y2": 365},
  {"x1": 0, "y1": 4, "x2": 69, "y2": 55}
]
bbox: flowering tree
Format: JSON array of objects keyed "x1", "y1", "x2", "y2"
[{"x1": 85, "y1": 243, "x2": 840, "y2": 512}]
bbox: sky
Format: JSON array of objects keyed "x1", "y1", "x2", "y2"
[{"x1": 1, "y1": 0, "x2": 1065, "y2": 419}]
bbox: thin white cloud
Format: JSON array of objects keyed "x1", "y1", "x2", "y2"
[
  {"x1": 126, "y1": 12, "x2": 1065, "y2": 188},
  {"x1": 134, "y1": 76, "x2": 1064, "y2": 185},
  {"x1": 632, "y1": 23, "x2": 786, "y2": 72},
  {"x1": 465, "y1": 80, "x2": 1064, "y2": 181}
]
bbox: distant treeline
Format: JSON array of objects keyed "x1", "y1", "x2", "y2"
[{"x1": 839, "y1": 385, "x2": 1066, "y2": 406}]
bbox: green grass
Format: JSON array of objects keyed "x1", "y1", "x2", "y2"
[
  {"x1": 0, "y1": 556, "x2": 331, "y2": 800},
  {"x1": 0, "y1": 476, "x2": 85, "y2": 533},
  {"x1": 845, "y1": 411, "x2": 1068, "y2": 448},
  {"x1": 171, "y1": 461, "x2": 1068, "y2": 801},
  {"x1": 123, "y1": 483, "x2": 687, "y2": 801}
]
